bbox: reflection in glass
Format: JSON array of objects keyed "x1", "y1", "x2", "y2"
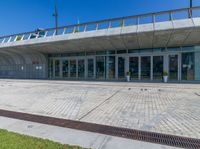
[
  {"x1": 88, "y1": 59, "x2": 94, "y2": 78},
  {"x1": 141, "y1": 56, "x2": 151, "y2": 80},
  {"x1": 118, "y1": 57, "x2": 125, "y2": 79},
  {"x1": 78, "y1": 59, "x2": 85, "y2": 78},
  {"x1": 48, "y1": 59, "x2": 53, "y2": 78},
  {"x1": 96, "y1": 56, "x2": 105, "y2": 79},
  {"x1": 129, "y1": 57, "x2": 138, "y2": 80},
  {"x1": 70, "y1": 60, "x2": 76, "y2": 78},
  {"x1": 182, "y1": 52, "x2": 194, "y2": 80},
  {"x1": 169, "y1": 55, "x2": 178, "y2": 80},
  {"x1": 55, "y1": 60, "x2": 60, "y2": 77},
  {"x1": 62, "y1": 60, "x2": 68, "y2": 78},
  {"x1": 108, "y1": 56, "x2": 115, "y2": 79},
  {"x1": 153, "y1": 56, "x2": 163, "y2": 80}
]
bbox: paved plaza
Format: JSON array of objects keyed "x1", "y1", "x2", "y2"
[{"x1": 0, "y1": 79, "x2": 200, "y2": 139}]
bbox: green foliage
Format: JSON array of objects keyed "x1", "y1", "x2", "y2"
[
  {"x1": 120, "y1": 21, "x2": 125, "y2": 27},
  {"x1": 16, "y1": 36, "x2": 22, "y2": 41},
  {"x1": 126, "y1": 71, "x2": 131, "y2": 76},
  {"x1": 163, "y1": 71, "x2": 168, "y2": 76},
  {"x1": 0, "y1": 129, "x2": 87, "y2": 149}
]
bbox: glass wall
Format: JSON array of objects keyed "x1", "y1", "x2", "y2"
[
  {"x1": 129, "y1": 57, "x2": 139, "y2": 80},
  {"x1": 141, "y1": 56, "x2": 151, "y2": 80},
  {"x1": 48, "y1": 46, "x2": 199, "y2": 81},
  {"x1": 169, "y1": 55, "x2": 178, "y2": 80},
  {"x1": 70, "y1": 60, "x2": 76, "y2": 78},
  {"x1": 118, "y1": 57, "x2": 125, "y2": 79},
  {"x1": 62, "y1": 60, "x2": 68, "y2": 78},
  {"x1": 78, "y1": 59, "x2": 85, "y2": 78},
  {"x1": 153, "y1": 56, "x2": 163, "y2": 80},
  {"x1": 55, "y1": 60, "x2": 60, "y2": 77},
  {"x1": 48, "y1": 59, "x2": 53, "y2": 78},
  {"x1": 88, "y1": 58, "x2": 94, "y2": 78},
  {"x1": 96, "y1": 56, "x2": 105, "y2": 79},
  {"x1": 182, "y1": 52, "x2": 194, "y2": 80},
  {"x1": 108, "y1": 56, "x2": 115, "y2": 79}
]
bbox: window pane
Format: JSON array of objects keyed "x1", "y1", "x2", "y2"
[
  {"x1": 182, "y1": 52, "x2": 195, "y2": 80},
  {"x1": 153, "y1": 56, "x2": 163, "y2": 80},
  {"x1": 129, "y1": 57, "x2": 139, "y2": 80},
  {"x1": 169, "y1": 55, "x2": 178, "y2": 80},
  {"x1": 108, "y1": 56, "x2": 115, "y2": 79},
  {"x1": 62, "y1": 60, "x2": 69, "y2": 78},
  {"x1": 78, "y1": 59, "x2": 85, "y2": 78},
  {"x1": 141, "y1": 56, "x2": 151, "y2": 80},
  {"x1": 118, "y1": 57, "x2": 125, "y2": 79},
  {"x1": 96, "y1": 56, "x2": 105, "y2": 79},
  {"x1": 55, "y1": 60, "x2": 60, "y2": 77},
  {"x1": 88, "y1": 59, "x2": 94, "y2": 78},
  {"x1": 70, "y1": 60, "x2": 77, "y2": 78}
]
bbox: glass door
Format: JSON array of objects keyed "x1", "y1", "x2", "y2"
[
  {"x1": 169, "y1": 55, "x2": 178, "y2": 80},
  {"x1": 153, "y1": 56, "x2": 163, "y2": 80},
  {"x1": 96, "y1": 56, "x2": 105, "y2": 79},
  {"x1": 141, "y1": 56, "x2": 151, "y2": 80},
  {"x1": 78, "y1": 59, "x2": 85, "y2": 78},
  {"x1": 88, "y1": 58, "x2": 94, "y2": 78},
  {"x1": 54, "y1": 60, "x2": 60, "y2": 78},
  {"x1": 108, "y1": 56, "x2": 115, "y2": 79},
  {"x1": 62, "y1": 60, "x2": 69, "y2": 78},
  {"x1": 129, "y1": 57, "x2": 139, "y2": 80},
  {"x1": 181, "y1": 52, "x2": 195, "y2": 80},
  {"x1": 70, "y1": 59, "x2": 77, "y2": 78},
  {"x1": 118, "y1": 57, "x2": 125, "y2": 79}
]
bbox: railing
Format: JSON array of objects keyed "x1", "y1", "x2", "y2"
[{"x1": 0, "y1": 6, "x2": 200, "y2": 45}]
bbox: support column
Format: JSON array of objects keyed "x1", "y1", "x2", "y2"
[
  {"x1": 76, "y1": 59, "x2": 78, "y2": 79},
  {"x1": 179, "y1": 53, "x2": 182, "y2": 81},
  {"x1": 125, "y1": 56, "x2": 129, "y2": 75},
  {"x1": 151, "y1": 56, "x2": 153, "y2": 81},
  {"x1": 163, "y1": 54, "x2": 169, "y2": 73},
  {"x1": 60, "y1": 59, "x2": 63, "y2": 78},
  {"x1": 85, "y1": 58, "x2": 88, "y2": 79},
  {"x1": 94, "y1": 57, "x2": 96, "y2": 79},
  {"x1": 115, "y1": 56, "x2": 118, "y2": 80},
  {"x1": 53, "y1": 59, "x2": 55, "y2": 78},
  {"x1": 138, "y1": 56, "x2": 141, "y2": 80},
  {"x1": 106, "y1": 56, "x2": 109, "y2": 80}
]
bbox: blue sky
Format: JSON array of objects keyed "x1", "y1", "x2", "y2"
[{"x1": 0, "y1": 0, "x2": 199, "y2": 36}]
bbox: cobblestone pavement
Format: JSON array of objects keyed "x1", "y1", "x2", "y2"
[{"x1": 0, "y1": 79, "x2": 199, "y2": 139}]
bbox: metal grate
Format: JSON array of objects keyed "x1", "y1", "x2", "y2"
[{"x1": 0, "y1": 109, "x2": 199, "y2": 149}]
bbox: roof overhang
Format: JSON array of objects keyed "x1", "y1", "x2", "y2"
[{"x1": 0, "y1": 18, "x2": 200, "y2": 54}]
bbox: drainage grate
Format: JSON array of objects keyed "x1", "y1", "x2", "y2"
[{"x1": 0, "y1": 109, "x2": 199, "y2": 149}]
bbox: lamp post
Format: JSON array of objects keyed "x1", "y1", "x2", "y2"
[
  {"x1": 53, "y1": 0, "x2": 58, "y2": 35},
  {"x1": 190, "y1": 0, "x2": 193, "y2": 8},
  {"x1": 189, "y1": 0, "x2": 193, "y2": 18}
]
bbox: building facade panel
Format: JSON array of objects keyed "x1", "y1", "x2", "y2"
[{"x1": 47, "y1": 46, "x2": 200, "y2": 82}]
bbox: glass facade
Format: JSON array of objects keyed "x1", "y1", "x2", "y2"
[
  {"x1": 55, "y1": 60, "x2": 60, "y2": 77},
  {"x1": 108, "y1": 56, "x2": 115, "y2": 79},
  {"x1": 78, "y1": 59, "x2": 85, "y2": 78},
  {"x1": 88, "y1": 58, "x2": 94, "y2": 78},
  {"x1": 129, "y1": 57, "x2": 139, "y2": 80},
  {"x1": 96, "y1": 56, "x2": 105, "y2": 79},
  {"x1": 169, "y1": 55, "x2": 178, "y2": 80},
  {"x1": 118, "y1": 57, "x2": 125, "y2": 79},
  {"x1": 48, "y1": 46, "x2": 200, "y2": 81},
  {"x1": 181, "y1": 52, "x2": 195, "y2": 80},
  {"x1": 70, "y1": 60, "x2": 76, "y2": 78},
  {"x1": 153, "y1": 56, "x2": 163, "y2": 80},
  {"x1": 62, "y1": 60, "x2": 68, "y2": 78},
  {"x1": 141, "y1": 56, "x2": 151, "y2": 80}
]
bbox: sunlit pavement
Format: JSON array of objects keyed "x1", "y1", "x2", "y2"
[{"x1": 0, "y1": 79, "x2": 199, "y2": 139}]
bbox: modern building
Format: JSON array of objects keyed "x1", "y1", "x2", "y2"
[{"x1": 0, "y1": 7, "x2": 200, "y2": 82}]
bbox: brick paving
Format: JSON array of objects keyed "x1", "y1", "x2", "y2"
[{"x1": 0, "y1": 79, "x2": 199, "y2": 139}]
